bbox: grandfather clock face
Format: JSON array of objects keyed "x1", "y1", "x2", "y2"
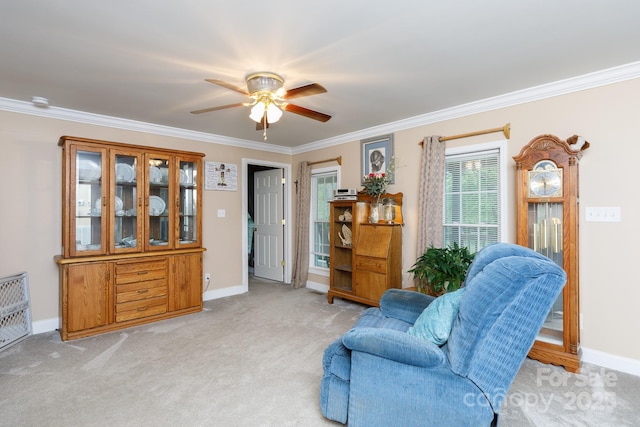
[
  {"x1": 528, "y1": 160, "x2": 563, "y2": 198},
  {"x1": 514, "y1": 134, "x2": 587, "y2": 373},
  {"x1": 526, "y1": 159, "x2": 564, "y2": 261}
]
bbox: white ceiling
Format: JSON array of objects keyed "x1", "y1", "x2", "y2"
[{"x1": 2, "y1": 1, "x2": 640, "y2": 149}]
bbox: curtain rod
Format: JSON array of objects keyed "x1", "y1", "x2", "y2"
[
  {"x1": 307, "y1": 155, "x2": 342, "y2": 166},
  {"x1": 419, "y1": 123, "x2": 510, "y2": 146},
  {"x1": 294, "y1": 156, "x2": 343, "y2": 193}
]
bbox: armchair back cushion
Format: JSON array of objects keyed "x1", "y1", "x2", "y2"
[{"x1": 445, "y1": 244, "x2": 566, "y2": 410}]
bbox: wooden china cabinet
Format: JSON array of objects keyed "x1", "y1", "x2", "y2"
[{"x1": 55, "y1": 136, "x2": 206, "y2": 340}]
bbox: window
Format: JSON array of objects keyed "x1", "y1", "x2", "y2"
[
  {"x1": 310, "y1": 167, "x2": 339, "y2": 272},
  {"x1": 443, "y1": 141, "x2": 507, "y2": 254}
]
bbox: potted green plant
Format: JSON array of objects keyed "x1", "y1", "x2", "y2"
[{"x1": 408, "y1": 243, "x2": 475, "y2": 296}]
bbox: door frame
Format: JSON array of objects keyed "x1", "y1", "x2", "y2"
[{"x1": 241, "y1": 158, "x2": 292, "y2": 291}]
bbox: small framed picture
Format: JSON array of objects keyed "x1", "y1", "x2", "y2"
[{"x1": 361, "y1": 134, "x2": 394, "y2": 183}]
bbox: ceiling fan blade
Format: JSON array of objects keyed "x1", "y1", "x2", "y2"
[
  {"x1": 284, "y1": 103, "x2": 332, "y2": 122},
  {"x1": 283, "y1": 83, "x2": 327, "y2": 100},
  {"x1": 205, "y1": 79, "x2": 249, "y2": 96},
  {"x1": 190, "y1": 102, "x2": 246, "y2": 114}
]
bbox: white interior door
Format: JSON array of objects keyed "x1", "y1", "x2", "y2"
[{"x1": 253, "y1": 168, "x2": 284, "y2": 281}]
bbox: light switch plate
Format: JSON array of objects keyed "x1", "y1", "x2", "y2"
[
  {"x1": 585, "y1": 207, "x2": 621, "y2": 222},
  {"x1": 217, "y1": 209, "x2": 226, "y2": 218}
]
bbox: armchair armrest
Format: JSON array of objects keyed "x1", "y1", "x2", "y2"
[
  {"x1": 379, "y1": 289, "x2": 435, "y2": 324},
  {"x1": 342, "y1": 327, "x2": 445, "y2": 368}
]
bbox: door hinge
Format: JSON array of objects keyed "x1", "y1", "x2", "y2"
[
  {"x1": 281, "y1": 218, "x2": 285, "y2": 226},
  {"x1": 281, "y1": 260, "x2": 286, "y2": 267},
  {"x1": 281, "y1": 177, "x2": 286, "y2": 184}
]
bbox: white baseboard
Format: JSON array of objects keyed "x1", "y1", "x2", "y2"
[
  {"x1": 305, "y1": 280, "x2": 329, "y2": 293},
  {"x1": 32, "y1": 317, "x2": 59, "y2": 335},
  {"x1": 582, "y1": 347, "x2": 640, "y2": 377},
  {"x1": 203, "y1": 284, "x2": 246, "y2": 301}
]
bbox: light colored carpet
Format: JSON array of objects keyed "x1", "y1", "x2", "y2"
[{"x1": 1, "y1": 278, "x2": 638, "y2": 426}]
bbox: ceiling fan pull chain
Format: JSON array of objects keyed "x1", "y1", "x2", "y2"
[{"x1": 263, "y1": 113, "x2": 268, "y2": 140}]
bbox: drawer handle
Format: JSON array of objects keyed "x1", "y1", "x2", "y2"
[
  {"x1": 137, "y1": 271, "x2": 148, "y2": 275},
  {"x1": 137, "y1": 289, "x2": 149, "y2": 294},
  {"x1": 137, "y1": 306, "x2": 149, "y2": 312}
]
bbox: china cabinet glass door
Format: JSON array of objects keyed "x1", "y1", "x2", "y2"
[
  {"x1": 71, "y1": 146, "x2": 107, "y2": 256},
  {"x1": 111, "y1": 151, "x2": 142, "y2": 253},
  {"x1": 177, "y1": 157, "x2": 200, "y2": 247},
  {"x1": 145, "y1": 154, "x2": 173, "y2": 250}
]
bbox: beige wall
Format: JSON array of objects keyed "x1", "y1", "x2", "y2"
[
  {"x1": 2, "y1": 76, "x2": 639, "y2": 363},
  {"x1": 296, "y1": 78, "x2": 640, "y2": 362}
]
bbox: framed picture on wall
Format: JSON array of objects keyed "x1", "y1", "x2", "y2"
[{"x1": 361, "y1": 134, "x2": 394, "y2": 183}]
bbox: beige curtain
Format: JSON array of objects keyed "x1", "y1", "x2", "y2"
[
  {"x1": 290, "y1": 161, "x2": 311, "y2": 288},
  {"x1": 417, "y1": 136, "x2": 446, "y2": 253}
]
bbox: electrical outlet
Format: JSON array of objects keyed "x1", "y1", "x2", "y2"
[{"x1": 205, "y1": 273, "x2": 211, "y2": 281}]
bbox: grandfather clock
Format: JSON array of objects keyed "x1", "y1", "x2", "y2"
[{"x1": 514, "y1": 134, "x2": 589, "y2": 373}]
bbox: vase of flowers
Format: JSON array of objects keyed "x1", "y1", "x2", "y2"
[
  {"x1": 369, "y1": 202, "x2": 380, "y2": 223},
  {"x1": 362, "y1": 157, "x2": 394, "y2": 223}
]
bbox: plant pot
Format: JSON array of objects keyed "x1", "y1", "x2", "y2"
[
  {"x1": 408, "y1": 243, "x2": 475, "y2": 296},
  {"x1": 417, "y1": 280, "x2": 447, "y2": 297}
]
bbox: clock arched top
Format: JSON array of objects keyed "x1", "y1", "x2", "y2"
[{"x1": 513, "y1": 134, "x2": 589, "y2": 170}]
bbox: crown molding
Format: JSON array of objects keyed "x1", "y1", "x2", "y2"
[
  {"x1": 0, "y1": 97, "x2": 292, "y2": 155},
  {"x1": 2, "y1": 61, "x2": 639, "y2": 156},
  {"x1": 292, "y1": 61, "x2": 640, "y2": 154}
]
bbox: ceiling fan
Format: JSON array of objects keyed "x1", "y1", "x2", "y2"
[{"x1": 191, "y1": 72, "x2": 331, "y2": 139}]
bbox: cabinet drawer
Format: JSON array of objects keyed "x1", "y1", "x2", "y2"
[
  {"x1": 116, "y1": 279, "x2": 167, "y2": 304},
  {"x1": 116, "y1": 296, "x2": 167, "y2": 322},
  {"x1": 355, "y1": 256, "x2": 387, "y2": 274},
  {"x1": 115, "y1": 259, "x2": 167, "y2": 284}
]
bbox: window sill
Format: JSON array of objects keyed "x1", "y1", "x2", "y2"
[{"x1": 308, "y1": 266, "x2": 329, "y2": 277}]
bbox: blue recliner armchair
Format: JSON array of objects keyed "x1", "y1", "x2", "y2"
[{"x1": 320, "y1": 243, "x2": 566, "y2": 426}]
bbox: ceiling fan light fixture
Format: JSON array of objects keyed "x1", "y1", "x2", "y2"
[
  {"x1": 246, "y1": 72, "x2": 284, "y2": 95},
  {"x1": 249, "y1": 97, "x2": 283, "y2": 124},
  {"x1": 266, "y1": 102, "x2": 283, "y2": 123},
  {"x1": 249, "y1": 101, "x2": 265, "y2": 122}
]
